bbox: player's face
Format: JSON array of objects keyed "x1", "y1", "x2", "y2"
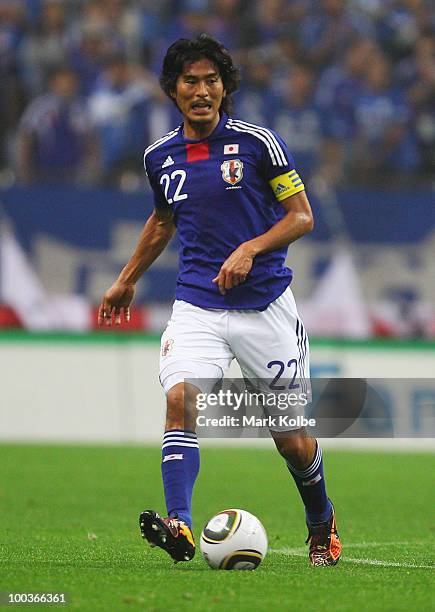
[{"x1": 172, "y1": 58, "x2": 226, "y2": 127}]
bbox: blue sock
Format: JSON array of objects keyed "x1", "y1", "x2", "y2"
[
  {"x1": 286, "y1": 441, "x2": 332, "y2": 524},
  {"x1": 161, "y1": 429, "x2": 199, "y2": 529}
]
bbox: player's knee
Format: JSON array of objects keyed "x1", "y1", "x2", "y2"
[
  {"x1": 166, "y1": 383, "x2": 197, "y2": 430},
  {"x1": 166, "y1": 384, "x2": 186, "y2": 426},
  {"x1": 273, "y1": 433, "x2": 315, "y2": 470}
]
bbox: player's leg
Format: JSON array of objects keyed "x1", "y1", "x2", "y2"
[
  {"x1": 140, "y1": 379, "x2": 202, "y2": 563},
  {"x1": 140, "y1": 301, "x2": 233, "y2": 562},
  {"x1": 272, "y1": 430, "x2": 332, "y2": 524},
  {"x1": 160, "y1": 380, "x2": 200, "y2": 528},
  {"x1": 271, "y1": 429, "x2": 341, "y2": 566},
  {"x1": 230, "y1": 287, "x2": 341, "y2": 565}
]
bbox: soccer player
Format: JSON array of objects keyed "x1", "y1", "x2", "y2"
[{"x1": 98, "y1": 34, "x2": 342, "y2": 567}]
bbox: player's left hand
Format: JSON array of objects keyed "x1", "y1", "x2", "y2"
[{"x1": 212, "y1": 244, "x2": 254, "y2": 295}]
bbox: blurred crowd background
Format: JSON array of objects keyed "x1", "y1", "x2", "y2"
[
  {"x1": 0, "y1": 0, "x2": 434, "y2": 338},
  {"x1": 1, "y1": 0, "x2": 435, "y2": 190}
]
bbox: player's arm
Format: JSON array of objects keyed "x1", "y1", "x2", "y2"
[
  {"x1": 98, "y1": 206, "x2": 175, "y2": 325},
  {"x1": 213, "y1": 190, "x2": 313, "y2": 295},
  {"x1": 245, "y1": 189, "x2": 313, "y2": 254}
]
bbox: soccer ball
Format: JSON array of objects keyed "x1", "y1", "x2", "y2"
[{"x1": 200, "y1": 509, "x2": 268, "y2": 570}]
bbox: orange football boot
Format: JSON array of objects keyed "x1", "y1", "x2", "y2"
[
  {"x1": 306, "y1": 504, "x2": 342, "y2": 566},
  {"x1": 139, "y1": 510, "x2": 195, "y2": 563}
]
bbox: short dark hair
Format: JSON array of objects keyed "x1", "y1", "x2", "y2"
[{"x1": 160, "y1": 33, "x2": 240, "y2": 115}]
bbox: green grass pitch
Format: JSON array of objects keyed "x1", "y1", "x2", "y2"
[{"x1": 1, "y1": 445, "x2": 434, "y2": 611}]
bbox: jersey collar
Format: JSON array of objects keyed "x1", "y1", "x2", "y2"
[{"x1": 179, "y1": 111, "x2": 228, "y2": 143}]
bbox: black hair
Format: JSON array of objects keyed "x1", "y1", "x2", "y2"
[{"x1": 159, "y1": 33, "x2": 240, "y2": 115}]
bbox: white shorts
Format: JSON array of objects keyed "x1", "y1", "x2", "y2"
[{"x1": 159, "y1": 287, "x2": 310, "y2": 402}]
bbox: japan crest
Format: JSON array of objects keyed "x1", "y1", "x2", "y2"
[{"x1": 220, "y1": 159, "x2": 244, "y2": 185}]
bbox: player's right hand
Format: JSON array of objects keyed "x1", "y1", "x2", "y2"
[
  {"x1": 98, "y1": 281, "x2": 135, "y2": 326},
  {"x1": 212, "y1": 243, "x2": 254, "y2": 295}
]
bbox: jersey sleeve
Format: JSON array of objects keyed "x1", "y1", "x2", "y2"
[
  {"x1": 143, "y1": 152, "x2": 168, "y2": 210},
  {"x1": 260, "y1": 130, "x2": 305, "y2": 202}
]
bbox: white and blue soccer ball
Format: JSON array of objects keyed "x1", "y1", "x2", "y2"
[{"x1": 200, "y1": 508, "x2": 268, "y2": 570}]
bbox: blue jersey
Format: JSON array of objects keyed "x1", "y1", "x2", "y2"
[{"x1": 143, "y1": 112, "x2": 305, "y2": 310}]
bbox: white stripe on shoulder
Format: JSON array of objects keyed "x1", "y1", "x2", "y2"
[
  {"x1": 228, "y1": 118, "x2": 287, "y2": 165},
  {"x1": 143, "y1": 127, "x2": 180, "y2": 162},
  {"x1": 229, "y1": 118, "x2": 287, "y2": 165},
  {"x1": 226, "y1": 118, "x2": 287, "y2": 166},
  {"x1": 226, "y1": 121, "x2": 277, "y2": 166}
]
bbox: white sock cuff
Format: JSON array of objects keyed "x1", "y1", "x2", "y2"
[{"x1": 286, "y1": 443, "x2": 322, "y2": 479}]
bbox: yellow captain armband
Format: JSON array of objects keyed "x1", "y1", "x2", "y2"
[{"x1": 269, "y1": 170, "x2": 305, "y2": 201}]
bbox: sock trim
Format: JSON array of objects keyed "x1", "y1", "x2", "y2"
[
  {"x1": 163, "y1": 435, "x2": 198, "y2": 443},
  {"x1": 162, "y1": 441, "x2": 199, "y2": 450},
  {"x1": 286, "y1": 443, "x2": 322, "y2": 479},
  {"x1": 162, "y1": 430, "x2": 199, "y2": 450},
  {"x1": 164, "y1": 429, "x2": 197, "y2": 438}
]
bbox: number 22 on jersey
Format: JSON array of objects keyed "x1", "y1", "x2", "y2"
[{"x1": 160, "y1": 170, "x2": 188, "y2": 204}]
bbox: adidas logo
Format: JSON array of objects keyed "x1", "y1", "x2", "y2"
[
  {"x1": 276, "y1": 183, "x2": 288, "y2": 193},
  {"x1": 162, "y1": 156, "x2": 175, "y2": 168}
]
